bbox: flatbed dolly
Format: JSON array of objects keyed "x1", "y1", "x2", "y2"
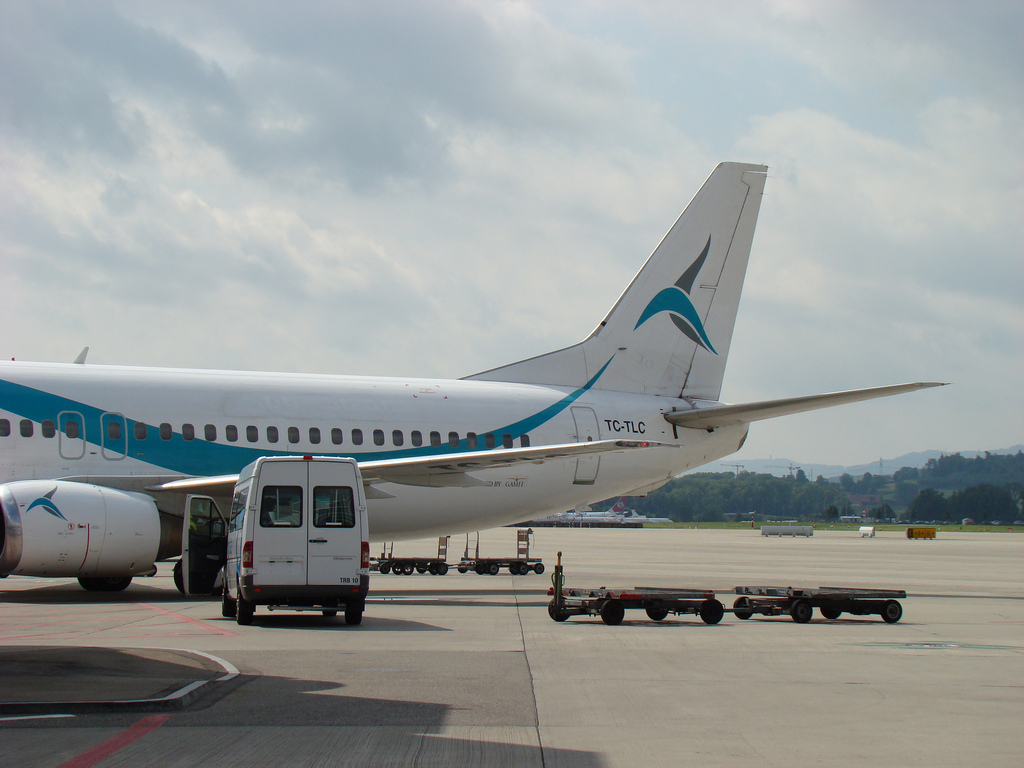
[
  {"x1": 547, "y1": 553, "x2": 724, "y2": 625},
  {"x1": 374, "y1": 537, "x2": 451, "y2": 575},
  {"x1": 456, "y1": 529, "x2": 545, "y2": 575},
  {"x1": 732, "y1": 586, "x2": 907, "y2": 623}
]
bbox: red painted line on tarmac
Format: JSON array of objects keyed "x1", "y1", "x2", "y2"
[
  {"x1": 136, "y1": 602, "x2": 239, "y2": 637},
  {"x1": 56, "y1": 713, "x2": 173, "y2": 768}
]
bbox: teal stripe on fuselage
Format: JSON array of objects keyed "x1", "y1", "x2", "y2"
[{"x1": 0, "y1": 359, "x2": 613, "y2": 477}]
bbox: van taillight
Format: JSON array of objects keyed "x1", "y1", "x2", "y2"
[
  {"x1": 242, "y1": 541, "x2": 253, "y2": 568},
  {"x1": 361, "y1": 541, "x2": 370, "y2": 569}
]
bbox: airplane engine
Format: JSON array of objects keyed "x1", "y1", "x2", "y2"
[{"x1": 0, "y1": 480, "x2": 162, "y2": 590}]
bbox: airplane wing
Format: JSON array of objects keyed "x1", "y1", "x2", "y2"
[
  {"x1": 147, "y1": 439, "x2": 668, "y2": 498},
  {"x1": 664, "y1": 382, "x2": 947, "y2": 431}
]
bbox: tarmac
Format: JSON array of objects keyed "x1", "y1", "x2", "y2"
[{"x1": 1, "y1": 527, "x2": 1021, "y2": 767}]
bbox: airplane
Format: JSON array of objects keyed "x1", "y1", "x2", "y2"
[
  {"x1": 0, "y1": 162, "x2": 944, "y2": 593},
  {"x1": 528, "y1": 497, "x2": 672, "y2": 526}
]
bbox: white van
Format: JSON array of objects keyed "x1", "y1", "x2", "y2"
[{"x1": 220, "y1": 456, "x2": 370, "y2": 625}]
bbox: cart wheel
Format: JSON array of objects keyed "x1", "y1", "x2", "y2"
[
  {"x1": 436, "y1": 562, "x2": 449, "y2": 576},
  {"x1": 645, "y1": 607, "x2": 669, "y2": 621},
  {"x1": 221, "y1": 588, "x2": 237, "y2": 619},
  {"x1": 236, "y1": 597, "x2": 255, "y2": 626},
  {"x1": 600, "y1": 600, "x2": 625, "y2": 625},
  {"x1": 790, "y1": 600, "x2": 813, "y2": 623},
  {"x1": 733, "y1": 597, "x2": 753, "y2": 620},
  {"x1": 488, "y1": 563, "x2": 500, "y2": 576},
  {"x1": 548, "y1": 600, "x2": 569, "y2": 622},
  {"x1": 458, "y1": 564, "x2": 468, "y2": 573},
  {"x1": 508, "y1": 563, "x2": 522, "y2": 575},
  {"x1": 881, "y1": 600, "x2": 903, "y2": 623},
  {"x1": 403, "y1": 564, "x2": 415, "y2": 575},
  {"x1": 379, "y1": 563, "x2": 391, "y2": 575},
  {"x1": 820, "y1": 606, "x2": 842, "y2": 620},
  {"x1": 533, "y1": 563, "x2": 545, "y2": 575},
  {"x1": 699, "y1": 599, "x2": 725, "y2": 625},
  {"x1": 416, "y1": 566, "x2": 427, "y2": 574}
]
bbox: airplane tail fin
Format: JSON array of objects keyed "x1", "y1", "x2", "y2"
[{"x1": 466, "y1": 162, "x2": 767, "y2": 400}]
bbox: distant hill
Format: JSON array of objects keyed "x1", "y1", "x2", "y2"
[{"x1": 695, "y1": 445, "x2": 1024, "y2": 479}]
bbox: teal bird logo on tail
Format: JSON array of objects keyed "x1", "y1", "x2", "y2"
[{"x1": 633, "y1": 236, "x2": 717, "y2": 354}]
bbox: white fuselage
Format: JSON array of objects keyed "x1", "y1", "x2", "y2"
[{"x1": 0, "y1": 360, "x2": 746, "y2": 540}]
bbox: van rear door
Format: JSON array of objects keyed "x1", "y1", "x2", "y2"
[
  {"x1": 306, "y1": 459, "x2": 363, "y2": 586},
  {"x1": 253, "y1": 460, "x2": 307, "y2": 586}
]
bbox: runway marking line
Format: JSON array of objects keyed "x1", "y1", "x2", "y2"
[
  {"x1": 55, "y1": 713, "x2": 173, "y2": 768},
  {"x1": 135, "y1": 602, "x2": 240, "y2": 637}
]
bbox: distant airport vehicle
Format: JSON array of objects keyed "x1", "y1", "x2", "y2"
[
  {"x1": 530, "y1": 497, "x2": 673, "y2": 526},
  {"x1": 0, "y1": 163, "x2": 943, "y2": 593},
  {"x1": 220, "y1": 456, "x2": 369, "y2": 625}
]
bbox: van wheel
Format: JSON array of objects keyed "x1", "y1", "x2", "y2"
[
  {"x1": 172, "y1": 561, "x2": 184, "y2": 595},
  {"x1": 345, "y1": 603, "x2": 363, "y2": 626},
  {"x1": 221, "y1": 589, "x2": 237, "y2": 618},
  {"x1": 236, "y1": 597, "x2": 255, "y2": 625}
]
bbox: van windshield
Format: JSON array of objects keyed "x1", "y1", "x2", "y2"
[
  {"x1": 313, "y1": 486, "x2": 355, "y2": 528},
  {"x1": 260, "y1": 486, "x2": 303, "y2": 527}
]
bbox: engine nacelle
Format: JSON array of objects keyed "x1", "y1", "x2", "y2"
[{"x1": 0, "y1": 480, "x2": 161, "y2": 578}]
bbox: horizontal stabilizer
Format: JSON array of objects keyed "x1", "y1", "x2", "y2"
[{"x1": 665, "y1": 382, "x2": 947, "y2": 430}]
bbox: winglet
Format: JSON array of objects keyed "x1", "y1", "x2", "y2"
[{"x1": 73, "y1": 347, "x2": 90, "y2": 365}]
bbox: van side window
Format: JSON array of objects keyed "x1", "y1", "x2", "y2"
[
  {"x1": 229, "y1": 485, "x2": 249, "y2": 532},
  {"x1": 312, "y1": 486, "x2": 355, "y2": 528},
  {"x1": 259, "y1": 486, "x2": 302, "y2": 527}
]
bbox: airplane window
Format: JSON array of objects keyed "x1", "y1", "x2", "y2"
[
  {"x1": 430, "y1": 431, "x2": 441, "y2": 448},
  {"x1": 331, "y1": 428, "x2": 344, "y2": 445},
  {"x1": 351, "y1": 429, "x2": 363, "y2": 446},
  {"x1": 392, "y1": 430, "x2": 403, "y2": 446},
  {"x1": 42, "y1": 420, "x2": 56, "y2": 438},
  {"x1": 373, "y1": 429, "x2": 385, "y2": 446},
  {"x1": 502, "y1": 434, "x2": 513, "y2": 449},
  {"x1": 288, "y1": 426, "x2": 300, "y2": 444},
  {"x1": 448, "y1": 431, "x2": 459, "y2": 448},
  {"x1": 181, "y1": 423, "x2": 194, "y2": 441},
  {"x1": 467, "y1": 432, "x2": 478, "y2": 449},
  {"x1": 310, "y1": 427, "x2": 322, "y2": 445},
  {"x1": 20, "y1": 420, "x2": 33, "y2": 438},
  {"x1": 160, "y1": 423, "x2": 172, "y2": 440},
  {"x1": 226, "y1": 425, "x2": 238, "y2": 442},
  {"x1": 0, "y1": 419, "x2": 9, "y2": 437},
  {"x1": 64, "y1": 420, "x2": 79, "y2": 439},
  {"x1": 485, "y1": 433, "x2": 496, "y2": 449},
  {"x1": 108, "y1": 421, "x2": 122, "y2": 440},
  {"x1": 520, "y1": 434, "x2": 530, "y2": 448},
  {"x1": 246, "y1": 425, "x2": 259, "y2": 442},
  {"x1": 267, "y1": 426, "x2": 279, "y2": 444},
  {"x1": 205, "y1": 424, "x2": 217, "y2": 441},
  {"x1": 134, "y1": 422, "x2": 147, "y2": 440},
  {"x1": 411, "y1": 430, "x2": 423, "y2": 447}
]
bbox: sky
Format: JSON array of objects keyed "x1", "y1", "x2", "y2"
[{"x1": 1, "y1": 0, "x2": 1021, "y2": 467}]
